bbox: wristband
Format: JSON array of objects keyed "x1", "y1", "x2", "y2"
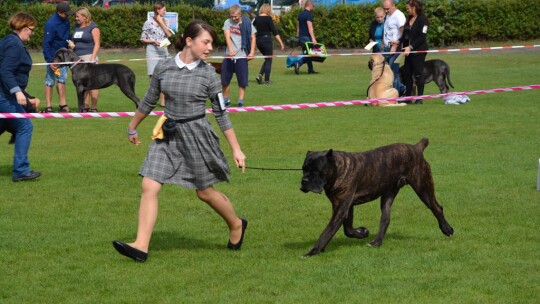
[{"x1": 127, "y1": 128, "x2": 137, "y2": 136}]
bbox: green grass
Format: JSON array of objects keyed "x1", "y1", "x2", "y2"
[{"x1": 1, "y1": 47, "x2": 539, "y2": 303}]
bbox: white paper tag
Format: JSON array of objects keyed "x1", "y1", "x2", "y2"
[
  {"x1": 422, "y1": 25, "x2": 428, "y2": 34},
  {"x1": 217, "y1": 93, "x2": 226, "y2": 111},
  {"x1": 364, "y1": 41, "x2": 377, "y2": 50},
  {"x1": 73, "y1": 31, "x2": 83, "y2": 39}
]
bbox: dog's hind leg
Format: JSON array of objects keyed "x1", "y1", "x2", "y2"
[
  {"x1": 409, "y1": 162, "x2": 454, "y2": 237},
  {"x1": 369, "y1": 191, "x2": 398, "y2": 247},
  {"x1": 343, "y1": 205, "x2": 369, "y2": 239},
  {"x1": 117, "y1": 72, "x2": 140, "y2": 108},
  {"x1": 305, "y1": 197, "x2": 353, "y2": 257}
]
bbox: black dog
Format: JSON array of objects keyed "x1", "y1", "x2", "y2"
[
  {"x1": 300, "y1": 138, "x2": 454, "y2": 256},
  {"x1": 399, "y1": 59, "x2": 454, "y2": 93},
  {"x1": 0, "y1": 92, "x2": 36, "y2": 144},
  {"x1": 51, "y1": 48, "x2": 140, "y2": 112}
]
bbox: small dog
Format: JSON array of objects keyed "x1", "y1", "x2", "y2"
[
  {"x1": 367, "y1": 54, "x2": 399, "y2": 106},
  {"x1": 399, "y1": 59, "x2": 454, "y2": 94},
  {"x1": 52, "y1": 48, "x2": 140, "y2": 112},
  {"x1": 300, "y1": 138, "x2": 454, "y2": 256}
]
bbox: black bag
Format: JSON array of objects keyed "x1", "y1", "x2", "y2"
[{"x1": 161, "y1": 119, "x2": 177, "y2": 137}]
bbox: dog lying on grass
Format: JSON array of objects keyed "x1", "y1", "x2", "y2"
[{"x1": 300, "y1": 138, "x2": 454, "y2": 256}]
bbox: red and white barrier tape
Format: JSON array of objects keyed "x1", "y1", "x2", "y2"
[
  {"x1": 33, "y1": 44, "x2": 540, "y2": 66},
  {"x1": 1, "y1": 84, "x2": 538, "y2": 119}
]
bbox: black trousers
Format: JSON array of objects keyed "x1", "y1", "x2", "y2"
[
  {"x1": 402, "y1": 52, "x2": 427, "y2": 97},
  {"x1": 256, "y1": 36, "x2": 274, "y2": 82}
]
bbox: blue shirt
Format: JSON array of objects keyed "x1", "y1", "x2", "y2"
[
  {"x1": 43, "y1": 13, "x2": 71, "y2": 62},
  {"x1": 298, "y1": 9, "x2": 313, "y2": 38},
  {"x1": 0, "y1": 33, "x2": 32, "y2": 97}
]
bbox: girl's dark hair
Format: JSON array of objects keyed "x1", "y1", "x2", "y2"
[
  {"x1": 407, "y1": 0, "x2": 429, "y2": 25},
  {"x1": 174, "y1": 20, "x2": 218, "y2": 52},
  {"x1": 407, "y1": 0, "x2": 425, "y2": 18}
]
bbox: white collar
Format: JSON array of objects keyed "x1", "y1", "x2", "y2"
[{"x1": 175, "y1": 53, "x2": 200, "y2": 70}]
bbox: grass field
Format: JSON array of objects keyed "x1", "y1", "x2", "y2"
[{"x1": 1, "y1": 45, "x2": 539, "y2": 303}]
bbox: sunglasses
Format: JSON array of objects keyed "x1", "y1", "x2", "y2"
[{"x1": 26, "y1": 27, "x2": 35, "y2": 33}]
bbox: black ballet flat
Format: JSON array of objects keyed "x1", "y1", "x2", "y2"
[
  {"x1": 112, "y1": 240, "x2": 148, "y2": 262},
  {"x1": 227, "y1": 218, "x2": 248, "y2": 250}
]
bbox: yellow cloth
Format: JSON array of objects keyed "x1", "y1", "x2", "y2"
[
  {"x1": 151, "y1": 115, "x2": 167, "y2": 140},
  {"x1": 52, "y1": 66, "x2": 61, "y2": 77}
]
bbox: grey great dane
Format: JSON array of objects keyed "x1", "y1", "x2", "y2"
[
  {"x1": 399, "y1": 59, "x2": 455, "y2": 93},
  {"x1": 300, "y1": 138, "x2": 454, "y2": 257},
  {"x1": 51, "y1": 48, "x2": 140, "y2": 112}
]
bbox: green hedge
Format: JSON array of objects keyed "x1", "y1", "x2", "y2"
[{"x1": 1, "y1": 0, "x2": 539, "y2": 50}]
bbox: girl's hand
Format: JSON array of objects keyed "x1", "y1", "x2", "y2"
[{"x1": 233, "y1": 150, "x2": 246, "y2": 173}]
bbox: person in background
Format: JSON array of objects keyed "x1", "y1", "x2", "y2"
[
  {"x1": 140, "y1": 1, "x2": 173, "y2": 107},
  {"x1": 112, "y1": 20, "x2": 247, "y2": 262},
  {"x1": 221, "y1": 4, "x2": 256, "y2": 107},
  {"x1": 253, "y1": 3, "x2": 285, "y2": 85},
  {"x1": 382, "y1": 0, "x2": 406, "y2": 95},
  {"x1": 295, "y1": 0, "x2": 318, "y2": 75},
  {"x1": 42, "y1": 2, "x2": 73, "y2": 113},
  {"x1": 368, "y1": 7, "x2": 386, "y2": 53},
  {"x1": 0, "y1": 12, "x2": 41, "y2": 182},
  {"x1": 70, "y1": 7, "x2": 100, "y2": 112},
  {"x1": 401, "y1": 0, "x2": 429, "y2": 105}
]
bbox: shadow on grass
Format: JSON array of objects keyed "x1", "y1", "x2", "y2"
[
  {"x1": 0, "y1": 164, "x2": 11, "y2": 177},
  {"x1": 282, "y1": 232, "x2": 417, "y2": 253},
  {"x1": 138, "y1": 231, "x2": 223, "y2": 251}
]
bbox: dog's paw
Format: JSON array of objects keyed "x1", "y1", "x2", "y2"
[
  {"x1": 367, "y1": 240, "x2": 382, "y2": 247},
  {"x1": 345, "y1": 227, "x2": 369, "y2": 239},
  {"x1": 304, "y1": 247, "x2": 321, "y2": 257}
]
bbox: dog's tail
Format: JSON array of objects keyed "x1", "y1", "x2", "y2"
[
  {"x1": 417, "y1": 137, "x2": 429, "y2": 151},
  {"x1": 446, "y1": 66, "x2": 455, "y2": 89}
]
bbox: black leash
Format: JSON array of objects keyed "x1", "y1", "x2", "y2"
[
  {"x1": 245, "y1": 166, "x2": 302, "y2": 171},
  {"x1": 365, "y1": 61, "x2": 387, "y2": 97}
]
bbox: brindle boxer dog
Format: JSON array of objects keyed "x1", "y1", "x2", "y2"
[
  {"x1": 300, "y1": 138, "x2": 454, "y2": 257},
  {"x1": 51, "y1": 48, "x2": 140, "y2": 112},
  {"x1": 367, "y1": 54, "x2": 399, "y2": 106}
]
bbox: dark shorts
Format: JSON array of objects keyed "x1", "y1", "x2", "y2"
[{"x1": 221, "y1": 58, "x2": 248, "y2": 88}]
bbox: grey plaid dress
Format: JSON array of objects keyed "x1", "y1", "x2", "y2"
[{"x1": 138, "y1": 56, "x2": 233, "y2": 190}]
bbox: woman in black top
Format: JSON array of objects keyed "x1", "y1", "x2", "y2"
[
  {"x1": 253, "y1": 4, "x2": 284, "y2": 85},
  {"x1": 402, "y1": 0, "x2": 429, "y2": 104}
]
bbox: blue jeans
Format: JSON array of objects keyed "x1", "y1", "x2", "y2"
[
  {"x1": 0, "y1": 93, "x2": 33, "y2": 178},
  {"x1": 298, "y1": 36, "x2": 314, "y2": 73},
  {"x1": 384, "y1": 46, "x2": 406, "y2": 94}
]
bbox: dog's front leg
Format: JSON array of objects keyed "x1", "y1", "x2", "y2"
[
  {"x1": 305, "y1": 197, "x2": 352, "y2": 257},
  {"x1": 343, "y1": 205, "x2": 369, "y2": 239},
  {"x1": 76, "y1": 88, "x2": 87, "y2": 112},
  {"x1": 369, "y1": 192, "x2": 397, "y2": 247}
]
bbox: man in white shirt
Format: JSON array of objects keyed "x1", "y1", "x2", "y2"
[{"x1": 383, "y1": 0, "x2": 406, "y2": 95}]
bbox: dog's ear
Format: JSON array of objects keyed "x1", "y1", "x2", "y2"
[{"x1": 326, "y1": 149, "x2": 336, "y2": 165}]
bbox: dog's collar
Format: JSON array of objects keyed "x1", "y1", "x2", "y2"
[
  {"x1": 69, "y1": 59, "x2": 85, "y2": 69},
  {"x1": 370, "y1": 61, "x2": 385, "y2": 67}
]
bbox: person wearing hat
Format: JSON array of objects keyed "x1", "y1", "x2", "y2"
[{"x1": 42, "y1": 2, "x2": 73, "y2": 113}]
